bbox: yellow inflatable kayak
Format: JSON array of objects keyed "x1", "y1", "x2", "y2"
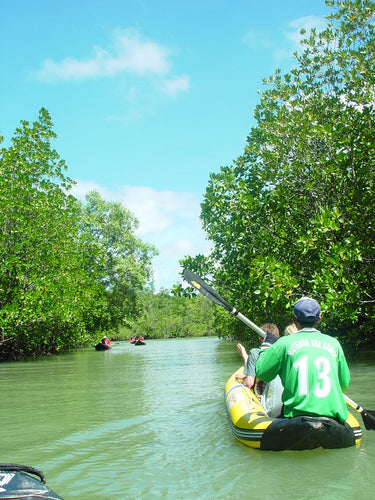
[{"x1": 224, "y1": 368, "x2": 363, "y2": 451}]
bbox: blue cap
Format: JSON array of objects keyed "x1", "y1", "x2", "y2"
[{"x1": 294, "y1": 297, "x2": 320, "y2": 323}]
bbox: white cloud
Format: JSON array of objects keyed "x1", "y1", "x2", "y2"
[
  {"x1": 164, "y1": 238, "x2": 198, "y2": 258},
  {"x1": 162, "y1": 75, "x2": 191, "y2": 96},
  {"x1": 285, "y1": 15, "x2": 327, "y2": 47},
  {"x1": 69, "y1": 180, "x2": 211, "y2": 290},
  {"x1": 242, "y1": 15, "x2": 327, "y2": 61},
  {"x1": 33, "y1": 28, "x2": 190, "y2": 97},
  {"x1": 35, "y1": 29, "x2": 170, "y2": 81}
]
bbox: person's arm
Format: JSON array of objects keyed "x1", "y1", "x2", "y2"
[
  {"x1": 255, "y1": 332, "x2": 282, "y2": 382},
  {"x1": 236, "y1": 349, "x2": 258, "y2": 387},
  {"x1": 244, "y1": 350, "x2": 258, "y2": 375},
  {"x1": 337, "y1": 343, "x2": 350, "y2": 391},
  {"x1": 236, "y1": 373, "x2": 255, "y2": 388}
]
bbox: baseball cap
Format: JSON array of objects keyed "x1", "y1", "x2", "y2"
[{"x1": 293, "y1": 297, "x2": 321, "y2": 323}]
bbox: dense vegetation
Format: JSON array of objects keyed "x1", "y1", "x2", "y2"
[
  {"x1": 120, "y1": 290, "x2": 216, "y2": 339},
  {"x1": 0, "y1": 110, "x2": 217, "y2": 361},
  {"x1": 181, "y1": 0, "x2": 375, "y2": 351},
  {"x1": 0, "y1": 109, "x2": 158, "y2": 360}
]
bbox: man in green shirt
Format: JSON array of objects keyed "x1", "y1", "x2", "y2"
[{"x1": 255, "y1": 297, "x2": 350, "y2": 422}]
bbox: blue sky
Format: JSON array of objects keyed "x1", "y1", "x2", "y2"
[{"x1": 1, "y1": 0, "x2": 330, "y2": 291}]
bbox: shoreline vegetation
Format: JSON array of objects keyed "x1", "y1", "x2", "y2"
[{"x1": 2, "y1": 1, "x2": 375, "y2": 361}]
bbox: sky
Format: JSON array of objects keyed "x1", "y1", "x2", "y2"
[{"x1": 0, "y1": 0, "x2": 331, "y2": 291}]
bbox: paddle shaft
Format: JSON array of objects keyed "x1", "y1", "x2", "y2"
[
  {"x1": 183, "y1": 269, "x2": 265, "y2": 338},
  {"x1": 232, "y1": 310, "x2": 265, "y2": 338},
  {"x1": 344, "y1": 394, "x2": 364, "y2": 412}
]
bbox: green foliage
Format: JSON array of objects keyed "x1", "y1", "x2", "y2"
[
  {"x1": 80, "y1": 191, "x2": 158, "y2": 331},
  {"x1": 0, "y1": 109, "x2": 158, "y2": 360},
  {"x1": 122, "y1": 290, "x2": 217, "y2": 339},
  {"x1": 0, "y1": 108, "x2": 103, "y2": 358},
  {"x1": 181, "y1": 0, "x2": 375, "y2": 349}
]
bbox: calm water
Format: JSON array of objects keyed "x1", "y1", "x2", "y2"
[{"x1": 1, "y1": 337, "x2": 375, "y2": 499}]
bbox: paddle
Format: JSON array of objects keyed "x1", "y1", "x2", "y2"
[
  {"x1": 183, "y1": 269, "x2": 375, "y2": 430},
  {"x1": 343, "y1": 394, "x2": 375, "y2": 430},
  {"x1": 183, "y1": 269, "x2": 265, "y2": 338}
]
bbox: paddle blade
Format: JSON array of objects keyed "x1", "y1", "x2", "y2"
[
  {"x1": 362, "y1": 409, "x2": 375, "y2": 430},
  {"x1": 183, "y1": 269, "x2": 234, "y2": 312}
]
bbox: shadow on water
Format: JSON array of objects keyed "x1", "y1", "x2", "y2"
[{"x1": 1, "y1": 337, "x2": 374, "y2": 499}]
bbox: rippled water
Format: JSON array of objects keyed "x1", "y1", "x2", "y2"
[{"x1": 1, "y1": 337, "x2": 375, "y2": 499}]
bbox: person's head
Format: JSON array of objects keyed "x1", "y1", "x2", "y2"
[
  {"x1": 293, "y1": 297, "x2": 321, "y2": 329},
  {"x1": 259, "y1": 323, "x2": 280, "y2": 342},
  {"x1": 284, "y1": 323, "x2": 298, "y2": 336}
]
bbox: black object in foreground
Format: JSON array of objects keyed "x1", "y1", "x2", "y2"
[{"x1": 0, "y1": 464, "x2": 63, "y2": 499}]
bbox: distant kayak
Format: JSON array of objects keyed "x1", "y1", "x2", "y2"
[
  {"x1": 0, "y1": 463, "x2": 63, "y2": 499},
  {"x1": 93, "y1": 342, "x2": 112, "y2": 351},
  {"x1": 134, "y1": 337, "x2": 146, "y2": 345}
]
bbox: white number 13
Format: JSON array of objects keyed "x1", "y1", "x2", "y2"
[{"x1": 293, "y1": 355, "x2": 332, "y2": 398}]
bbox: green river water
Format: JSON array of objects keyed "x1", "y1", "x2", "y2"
[{"x1": 1, "y1": 337, "x2": 375, "y2": 499}]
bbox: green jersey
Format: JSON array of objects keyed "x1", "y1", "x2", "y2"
[{"x1": 255, "y1": 328, "x2": 350, "y2": 422}]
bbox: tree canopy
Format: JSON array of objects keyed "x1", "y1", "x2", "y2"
[
  {"x1": 0, "y1": 108, "x2": 157, "y2": 360},
  {"x1": 181, "y1": 0, "x2": 375, "y2": 350},
  {"x1": 122, "y1": 289, "x2": 216, "y2": 339},
  {"x1": 80, "y1": 190, "x2": 158, "y2": 332}
]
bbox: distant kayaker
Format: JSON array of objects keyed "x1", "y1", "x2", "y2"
[
  {"x1": 101, "y1": 335, "x2": 111, "y2": 346},
  {"x1": 255, "y1": 297, "x2": 350, "y2": 423}
]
